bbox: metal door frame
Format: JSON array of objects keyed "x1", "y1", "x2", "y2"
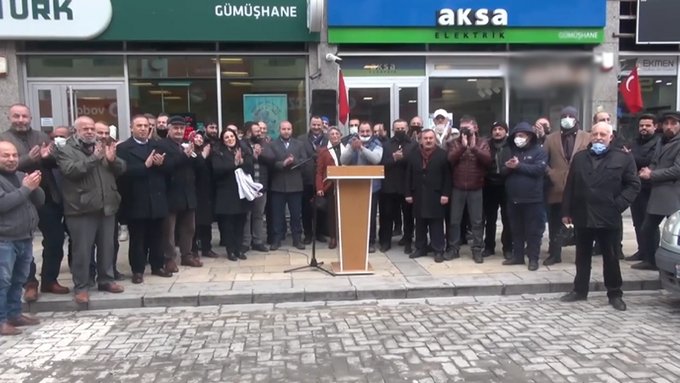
[{"x1": 343, "y1": 77, "x2": 427, "y2": 127}]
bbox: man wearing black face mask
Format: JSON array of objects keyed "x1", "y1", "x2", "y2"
[
  {"x1": 379, "y1": 119, "x2": 416, "y2": 253},
  {"x1": 626, "y1": 114, "x2": 661, "y2": 262},
  {"x1": 409, "y1": 116, "x2": 424, "y2": 141}
]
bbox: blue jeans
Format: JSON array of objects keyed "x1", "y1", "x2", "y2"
[{"x1": 0, "y1": 239, "x2": 33, "y2": 323}]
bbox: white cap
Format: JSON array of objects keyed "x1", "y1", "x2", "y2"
[{"x1": 433, "y1": 109, "x2": 448, "y2": 118}]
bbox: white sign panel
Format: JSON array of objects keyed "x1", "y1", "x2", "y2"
[
  {"x1": 638, "y1": 56, "x2": 678, "y2": 76},
  {"x1": 0, "y1": 0, "x2": 112, "y2": 40}
]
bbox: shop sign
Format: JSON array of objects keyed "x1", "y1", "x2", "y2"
[
  {"x1": 637, "y1": 0, "x2": 680, "y2": 44},
  {"x1": 97, "y1": 0, "x2": 317, "y2": 42},
  {"x1": 0, "y1": 0, "x2": 112, "y2": 39},
  {"x1": 329, "y1": 28, "x2": 604, "y2": 45},
  {"x1": 329, "y1": 0, "x2": 606, "y2": 28},
  {"x1": 621, "y1": 57, "x2": 678, "y2": 77}
]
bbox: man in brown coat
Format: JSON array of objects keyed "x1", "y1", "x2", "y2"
[{"x1": 543, "y1": 106, "x2": 590, "y2": 265}]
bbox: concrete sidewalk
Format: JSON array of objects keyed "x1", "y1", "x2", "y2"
[{"x1": 27, "y1": 221, "x2": 660, "y2": 312}]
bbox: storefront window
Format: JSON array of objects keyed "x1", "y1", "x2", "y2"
[
  {"x1": 128, "y1": 56, "x2": 218, "y2": 128},
  {"x1": 509, "y1": 87, "x2": 584, "y2": 131},
  {"x1": 221, "y1": 57, "x2": 306, "y2": 136},
  {"x1": 26, "y1": 56, "x2": 124, "y2": 77},
  {"x1": 618, "y1": 76, "x2": 677, "y2": 140},
  {"x1": 429, "y1": 78, "x2": 504, "y2": 136}
]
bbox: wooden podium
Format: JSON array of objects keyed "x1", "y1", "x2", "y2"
[{"x1": 325, "y1": 165, "x2": 384, "y2": 275}]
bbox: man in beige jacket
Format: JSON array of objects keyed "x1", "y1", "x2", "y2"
[{"x1": 543, "y1": 106, "x2": 590, "y2": 265}]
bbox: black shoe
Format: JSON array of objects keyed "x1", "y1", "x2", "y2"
[
  {"x1": 409, "y1": 249, "x2": 426, "y2": 259},
  {"x1": 625, "y1": 252, "x2": 641, "y2": 262},
  {"x1": 202, "y1": 250, "x2": 220, "y2": 258},
  {"x1": 503, "y1": 251, "x2": 513, "y2": 260},
  {"x1": 151, "y1": 268, "x2": 173, "y2": 278},
  {"x1": 397, "y1": 238, "x2": 407, "y2": 246},
  {"x1": 444, "y1": 248, "x2": 459, "y2": 261},
  {"x1": 473, "y1": 252, "x2": 484, "y2": 264},
  {"x1": 252, "y1": 244, "x2": 269, "y2": 252},
  {"x1": 227, "y1": 253, "x2": 238, "y2": 262},
  {"x1": 393, "y1": 228, "x2": 403, "y2": 237},
  {"x1": 502, "y1": 258, "x2": 525, "y2": 266},
  {"x1": 403, "y1": 243, "x2": 412, "y2": 254},
  {"x1": 237, "y1": 253, "x2": 247, "y2": 260},
  {"x1": 293, "y1": 241, "x2": 306, "y2": 250},
  {"x1": 316, "y1": 235, "x2": 327, "y2": 243},
  {"x1": 368, "y1": 244, "x2": 376, "y2": 253},
  {"x1": 609, "y1": 297, "x2": 627, "y2": 311},
  {"x1": 528, "y1": 260, "x2": 539, "y2": 271},
  {"x1": 379, "y1": 244, "x2": 391, "y2": 253},
  {"x1": 560, "y1": 291, "x2": 587, "y2": 302},
  {"x1": 114, "y1": 271, "x2": 126, "y2": 281},
  {"x1": 543, "y1": 256, "x2": 561, "y2": 266},
  {"x1": 631, "y1": 261, "x2": 658, "y2": 271},
  {"x1": 270, "y1": 241, "x2": 281, "y2": 251},
  {"x1": 303, "y1": 237, "x2": 313, "y2": 245},
  {"x1": 482, "y1": 248, "x2": 495, "y2": 257},
  {"x1": 434, "y1": 252, "x2": 444, "y2": 263},
  {"x1": 240, "y1": 245, "x2": 250, "y2": 254}
]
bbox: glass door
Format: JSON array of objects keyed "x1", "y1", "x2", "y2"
[
  {"x1": 27, "y1": 83, "x2": 128, "y2": 138},
  {"x1": 344, "y1": 78, "x2": 425, "y2": 135}
]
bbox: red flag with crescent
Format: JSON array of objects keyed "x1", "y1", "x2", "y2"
[{"x1": 619, "y1": 66, "x2": 644, "y2": 114}]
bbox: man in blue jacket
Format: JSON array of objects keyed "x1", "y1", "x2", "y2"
[{"x1": 501, "y1": 122, "x2": 548, "y2": 271}]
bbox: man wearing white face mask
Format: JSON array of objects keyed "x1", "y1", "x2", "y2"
[
  {"x1": 501, "y1": 122, "x2": 547, "y2": 271},
  {"x1": 341, "y1": 121, "x2": 383, "y2": 253},
  {"x1": 543, "y1": 106, "x2": 589, "y2": 266},
  {"x1": 432, "y1": 109, "x2": 451, "y2": 147}
]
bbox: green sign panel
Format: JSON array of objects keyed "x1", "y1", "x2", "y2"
[
  {"x1": 97, "y1": 0, "x2": 317, "y2": 42},
  {"x1": 329, "y1": 28, "x2": 604, "y2": 44}
]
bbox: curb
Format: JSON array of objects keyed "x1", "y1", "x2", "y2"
[{"x1": 24, "y1": 276, "x2": 662, "y2": 313}]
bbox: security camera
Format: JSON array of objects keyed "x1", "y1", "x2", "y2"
[{"x1": 325, "y1": 53, "x2": 343, "y2": 63}]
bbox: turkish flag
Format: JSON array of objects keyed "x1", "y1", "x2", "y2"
[
  {"x1": 619, "y1": 66, "x2": 644, "y2": 114},
  {"x1": 338, "y1": 70, "x2": 349, "y2": 126}
]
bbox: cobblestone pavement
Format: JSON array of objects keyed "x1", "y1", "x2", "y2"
[{"x1": 2, "y1": 291, "x2": 680, "y2": 383}]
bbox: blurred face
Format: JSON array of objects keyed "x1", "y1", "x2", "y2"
[
  {"x1": 279, "y1": 121, "x2": 293, "y2": 139},
  {"x1": 206, "y1": 124, "x2": 219, "y2": 138},
  {"x1": 223, "y1": 130, "x2": 237, "y2": 148},
  {"x1": 329, "y1": 129, "x2": 342, "y2": 145},
  {"x1": 156, "y1": 115, "x2": 168, "y2": 129},
  {"x1": 594, "y1": 112, "x2": 611, "y2": 124},
  {"x1": 9, "y1": 105, "x2": 31, "y2": 132},
  {"x1": 662, "y1": 118, "x2": 680, "y2": 138},
  {"x1": 373, "y1": 124, "x2": 385, "y2": 137},
  {"x1": 52, "y1": 127, "x2": 70, "y2": 139},
  {"x1": 393, "y1": 121, "x2": 407, "y2": 133},
  {"x1": 590, "y1": 124, "x2": 612, "y2": 147},
  {"x1": 491, "y1": 126, "x2": 507, "y2": 140},
  {"x1": 410, "y1": 117, "x2": 423, "y2": 127},
  {"x1": 131, "y1": 117, "x2": 150, "y2": 140},
  {"x1": 75, "y1": 117, "x2": 96, "y2": 144},
  {"x1": 460, "y1": 120, "x2": 478, "y2": 134},
  {"x1": 148, "y1": 118, "x2": 157, "y2": 131},
  {"x1": 535, "y1": 118, "x2": 550, "y2": 136},
  {"x1": 639, "y1": 118, "x2": 656, "y2": 137},
  {"x1": 0, "y1": 142, "x2": 19, "y2": 172},
  {"x1": 359, "y1": 123, "x2": 372, "y2": 138},
  {"x1": 434, "y1": 115, "x2": 447, "y2": 126},
  {"x1": 258, "y1": 121, "x2": 268, "y2": 136},
  {"x1": 193, "y1": 134, "x2": 204, "y2": 147},
  {"x1": 421, "y1": 131, "x2": 436, "y2": 149},
  {"x1": 310, "y1": 117, "x2": 323, "y2": 135},
  {"x1": 249, "y1": 124, "x2": 261, "y2": 139},
  {"x1": 95, "y1": 123, "x2": 110, "y2": 140},
  {"x1": 168, "y1": 123, "x2": 186, "y2": 142}
]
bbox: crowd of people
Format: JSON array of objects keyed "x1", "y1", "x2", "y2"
[{"x1": 1, "y1": 101, "x2": 679, "y2": 335}]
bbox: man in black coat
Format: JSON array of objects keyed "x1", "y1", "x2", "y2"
[
  {"x1": 379, "y1": 118, "x2": 416, "y2": 254},
  {"x1": 242, "y1": 121, "x2": 272, "y2": 253},
  {"x1": 483, "y1": 121, "x2": 512, "y2": 260},
  {"x1": 297, "y1": 116, "x2": 328, "y2": 244},
  {"x1": 405, "y1": 129, "x2": 452, "y2": 263},
  {"x1": 560, "y1": 122, "x2": 640, "y2": 311},
  {"x1": 627, "y1": 113, "x2": 662, "y2": 262},
  {"x1": 159, "y1": 116, "x2": 203, "y2": 269},
  {"x1": 263, "y1": 121, "x2": 308, "y2": 251},
  {"x1": 116, "y1": 115, "x2": 174, "y2": 284}
]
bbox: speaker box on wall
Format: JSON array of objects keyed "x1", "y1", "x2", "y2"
[{"x1": 311, "y1": 89, "x2": 338, "y2": 125}]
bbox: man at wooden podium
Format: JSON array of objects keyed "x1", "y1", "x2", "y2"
[
  {"x1": 405, "y1": 128, "x2": 452, "y2": 263},
  {"x1": 340, "y1": 121, "x2": 384, "y2": 253}
]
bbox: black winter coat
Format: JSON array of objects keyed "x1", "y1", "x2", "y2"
[
  {"x1": 563, "y1": 147, "x2": 640, "y2": 229},
  {"x1": 160, "y1": 138, "x2": 199, "y2": 212},
  {"x1": 405, "y1": 147, "x2": 452, "y2": 219},
  {"x1": 116, "y1": 138, "x2": 172, "y2": 222},
  {"x1": 502, "y1": 142, "x2": 548, "y2": 204},
  {"x1": 382, "y1": 137, "x2": 416, "y2": 195},
  {"x1": 631, "y1": 133, "x2": 661, "y2": 190},
  {"x1": 193, "y1": 146, "x2": 213, "y2": 226},
  {"x1": 211, "y1": 145, "x2": 254, "y2": 216},
  {"x1": 297, "y1": 132, "x2": 328, "y2": 186}
]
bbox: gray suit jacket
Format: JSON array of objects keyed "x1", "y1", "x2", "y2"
[
  {"x1": 263, "y1": 137, "x2": 307, "y2": 193},
  {"x1": 648, "y1": 134, "x2": 680, "y2": 216}
]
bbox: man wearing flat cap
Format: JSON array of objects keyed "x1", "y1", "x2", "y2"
[
  {"x1": 633, "y1": 111, "x2": 680, "y2": 271},
  {"x1": 543, "y1": 106, "x2": 590, "y2": 266}
]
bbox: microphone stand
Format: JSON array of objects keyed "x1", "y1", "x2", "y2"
[{"x1": 284, "y1": 195, "x2": 335, "y2": 276}]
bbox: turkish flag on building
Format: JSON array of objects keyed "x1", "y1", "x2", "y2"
[
  {"x1": 620, "y1": 66, "x2": 644, "y2": 114},
  {"x1": 338, "y1": 70, "x2": 349, "y2": 127}
]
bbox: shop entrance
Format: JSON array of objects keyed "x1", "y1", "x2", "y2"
[
  {"x1": 27, "y1": 82, "x2": 129, "y2": 137},
  {"x1": 344, "y1": 78, "x2": 426, "y2": 133}
]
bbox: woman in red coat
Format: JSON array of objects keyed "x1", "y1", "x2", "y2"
[{"x1": 315, "y1": 127, "x2": 346, "y2": 249}]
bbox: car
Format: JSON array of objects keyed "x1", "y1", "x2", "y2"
[{"x1": 656, "y1": 210, "x2": 680, "y2": 295}]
